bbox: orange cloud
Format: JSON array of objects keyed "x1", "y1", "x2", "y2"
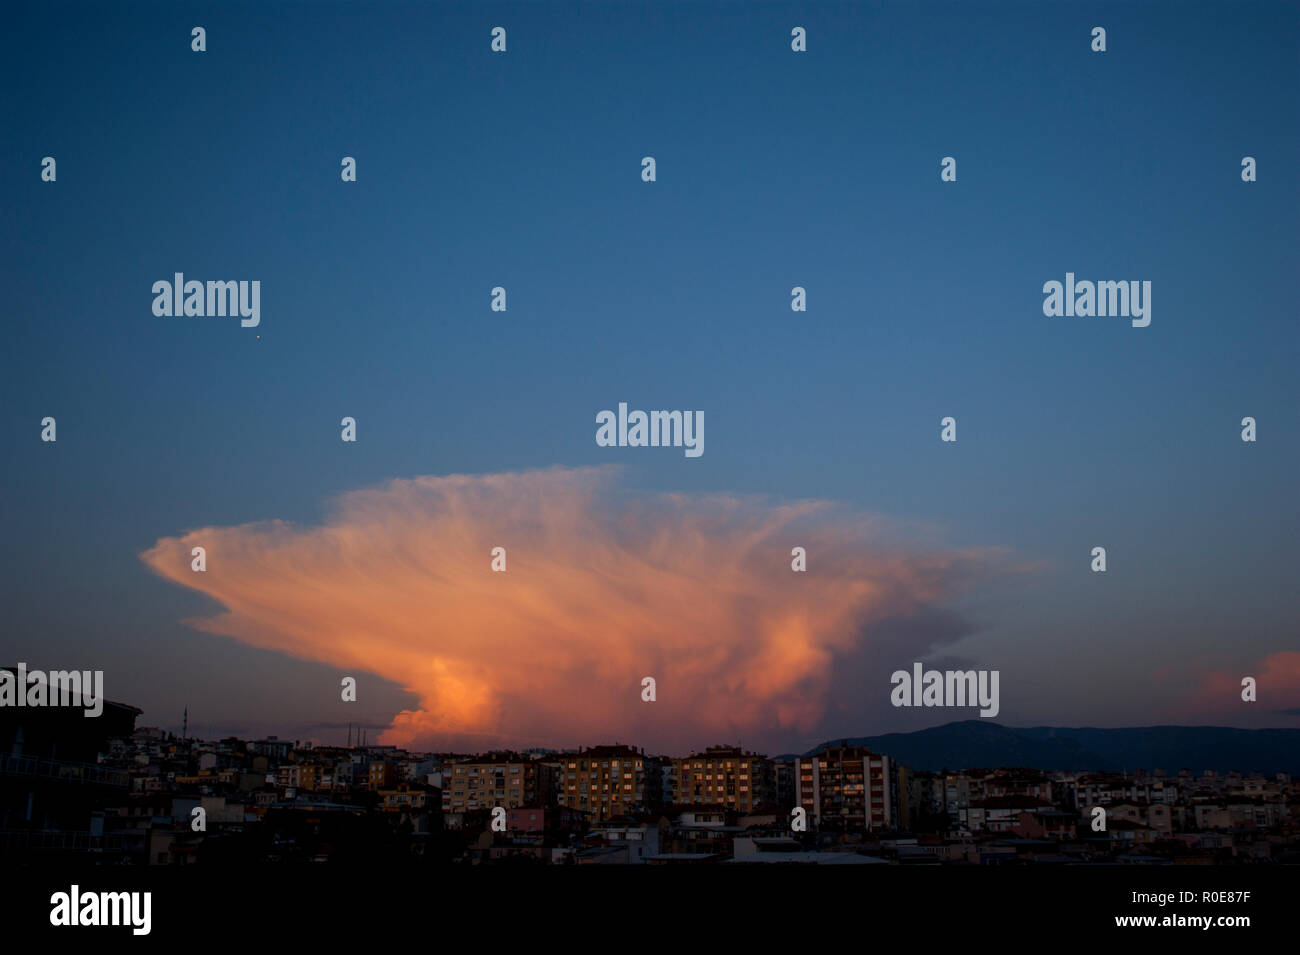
[
  {"x1": 140, "y1": 467, "x2": 1004, "y2": 751},
  {"x1": 1188, "y1": 651, "x2": 1300, "y2": 717}
]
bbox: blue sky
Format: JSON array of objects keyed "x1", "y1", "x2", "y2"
[{"x1": 3, "y1": 1, "x2": 1298, "y2": 749}]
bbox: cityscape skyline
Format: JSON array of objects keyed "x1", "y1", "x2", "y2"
[{"x1": 5, "y1": 691, "x2": 1296, "y2": 868}]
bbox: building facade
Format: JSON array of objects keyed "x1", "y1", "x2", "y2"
[
  {"x1": 674, "y1": 745, "x2": 774, "y2": 812},
  {"x1": 795, "y1": 743, "x2": 904, "y2": 833},
  {"x1": 558, "y1": 745, "x2": 661, "y2": 822},
  {"x1": 440, "y1": 753, "x2": 556, "y2": 812}
]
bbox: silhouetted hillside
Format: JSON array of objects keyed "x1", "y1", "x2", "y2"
[{"x1": 801, "y1": 722, "x2": 1300, "y2": 774}]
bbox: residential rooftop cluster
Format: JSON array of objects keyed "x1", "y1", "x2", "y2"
[{"x1": 2, "y1": 702, "x2": 1297, "y2": 864}]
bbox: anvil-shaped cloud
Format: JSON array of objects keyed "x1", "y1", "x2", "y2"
[{"x1": 140, "y1": 467, "x2": 1005, "y2": 751}]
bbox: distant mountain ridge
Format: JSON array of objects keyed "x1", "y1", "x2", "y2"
[{"x1": 794, "y1": 722, "x2": 1300, "y2": 774}]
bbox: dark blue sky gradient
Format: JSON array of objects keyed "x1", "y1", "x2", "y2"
[{"x1": 3, "y1": 1, "x2": 1298, "y2": 744}]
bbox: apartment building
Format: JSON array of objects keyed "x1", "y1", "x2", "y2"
[
  {"x1": 440, "y1": 752, "x2": 555, "y2": 812},
  {"x1": 795, "y1": 743, "x2": 904, "y2": 832},
  {"x1": 674, "y1": 745, "x2": 774, "y2": 812},
  {"x1": 558, "y1": 745, "x2": 661, "y2": 822}
]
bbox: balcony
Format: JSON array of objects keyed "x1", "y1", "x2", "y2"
[
  {"x1": 0, "y1": 829, "x2": 125, "y2": 852},
  {"x1": 0, "y1": 755, "x2": 129, "y2": 788}
]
